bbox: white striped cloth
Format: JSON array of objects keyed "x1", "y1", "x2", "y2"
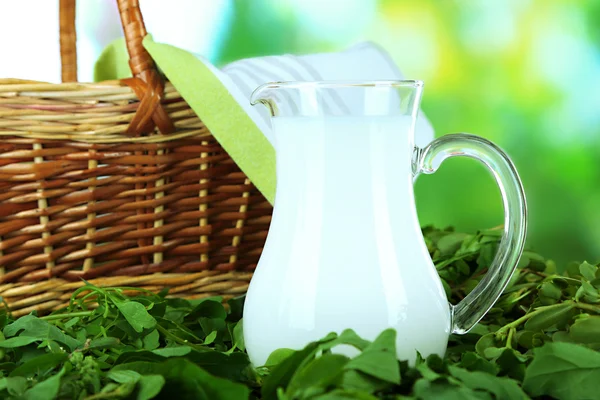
[{"x1": 213, "y1": 42, "x2": 435, "y2": 147}]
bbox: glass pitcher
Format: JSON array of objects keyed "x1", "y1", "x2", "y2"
[{"x1": 243, "y1": 81, "x2": 527, "y2": 367}]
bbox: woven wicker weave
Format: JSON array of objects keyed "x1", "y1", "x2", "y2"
[{"x1": 0, "y1": 0, "x2": 271, "y2": 316}]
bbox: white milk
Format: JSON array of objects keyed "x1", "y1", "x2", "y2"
[{"x1": 243, "y1": 115, "x2": 451, "y2": 367}]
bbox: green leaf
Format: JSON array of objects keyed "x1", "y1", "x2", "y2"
[
  {"x1": 579, "y1": 262, "x2": 598, "y2": 282},
  {"x1": 114, "y1": 351, "x2": 166, "y2": 365},
  {"x1": 107, "y1": 369, "x2": 164, "y2": 400},
  {"x1": 569, "y1": 316, "x2": 600, "y2": 344},
  {"x1": 448, "y1": 365, "x2": 528, "y2": 400},
  {"x1": 579, "y1": 281, "x2": 600, "y2": 303},
  {"x1": 187, "y1": 299, "x2": 227, "y2": 322},
  {"x1": 264, "y1": 348, "x2": 296, "y2": 367},
  {"x1": 5, "y1": 376, "x2": 27, "y2": 396},
  {"x1": 142, "y1": 35, "x2": 277, "y2": 203},
  {"x1": 524, "y1": 303, "x2": 575, "y2": 331},
  {"x1": 287, "y1": 354, "x2": 349, "y2": 395},
  {"x1": 93, "y1": 37, "x2": 132, "y2": 81},
  {"x1": 313, "y1": 389, "x2": 380, "y2": 399},
  {"x1": 137, "y1": 374, "x2": 166, "y2": 400},
  {"x1": 460, "y1": 352, "x2": 499, "y2": 375},
  {"x1": 552, "y1": 330, "x2": 576, "y2": 343},
  {"x1": 0, "y1": 336, "x2": 39, "y2": 348},
  {"x1": 108, "y1": 369, "x2": 141, "y2": 384},
  {"x1": 152, "y1": 346, "x2": 192, "y2": 357},
  {"x1": 539, "y1": 282, "x2": 562, "y2": 300},
  {"x1": 413, "y1": 378, "x2": 489, "y2": 400},
  {"x1": 204, "y1": 331, "x2": 217, "y2": 345},
  {"x1": 340, "y1": 369, "x2": 392, "y2": 392},
  {"x1": 324, "y1": 329, "x2": 371, "y2": 352},
  {"x1": 63, "y1": 317, "x2": 79, "y2": 329},
  {"x1": 10, "y1": 352, "x2": 68, "y2": 377},
  {"x1": 233, "y1": 320, "x2": 245, "y2": 351},
  {"x1": 262, "y1": 342, "x2": 322, "y2": 400},
  {"x1": 184, "y1": 351, "x2": 252, "y2": 382},
  {"x1": 456, "y1": 259, "x2": 470, "y2": 275},
  {"x1": 566, "y1": 261, "x2": 582, "y2": 278},
  {"x1": 522, "y1": 251, "x2": 546, "y2": 271},
  {"x1": 23, "y1": 366, "x2": 66, "y2": 400},
  {"x1": 483, "y1": 347, "x2": 504, "y2": 359},
  {"x1": 416, "y1": 359, "x2": 441, "y2": 381},
  {"x1": 116, "y1": 351, "x2": 251, "y2": 384},
  {"x1": 143, "y1": 329, "x2": 160, "y2": 350},
  {"x1": 517, "y1": 254, "x2": 531, "y2": 269},
  {"x1": 227, "y1": 296, "x2": 245, "y2": 323},
  {"x1": 477, "y1": 243, "x2": 494, "y2": 267},
  {"x1": 437, "y1": 233, "x2": 470, "y2": 256},
  {"x1": 517, "y1": 330, "x2": 535, "y2": 349},
  {"x1": 117, "y1": 358, "x2": 249, "y2": 400},
  {"x1": 344, "y1": 329, "x2": 400, "y2": 384},
  {"x1": 115, "y1": 301, "x2": 157, "y2": 333},
  {"x1": 523, "y1": 342, "x2": 600, "y2": 400},
  {"x1": 88, "y1": 337, "x2": 121, "y2": 350},
  {"x1": 475, "y1": 333, "x2": 502, "y2": 357},
  {"x1": 495, "y1": 348, "x2": 527, "y2": 381},
  {"x1": 3, "y1": 315, "x2": 82, "y2": 351}
]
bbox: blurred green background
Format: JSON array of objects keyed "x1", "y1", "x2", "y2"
[
  {"x1": 2, "y1": 0, "x2": 598, "y2": 265},
  {"x1": 211, "y1": 0, "x2": 600, "y2": 265}
]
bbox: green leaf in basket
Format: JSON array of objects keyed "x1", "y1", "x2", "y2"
[
  {"x1": 94, "y1": 37, "x2": 132, "y2": 81},
  {"x1": 142, "y1": 36, "x2": 276, "y2": 203},
  {"x1": 93, "y1": 36, "x2": 277, "y2": 203}
]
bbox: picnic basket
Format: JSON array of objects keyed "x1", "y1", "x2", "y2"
[{"x1": 0, "y1": 0, "x2": 272, "y2": 316}]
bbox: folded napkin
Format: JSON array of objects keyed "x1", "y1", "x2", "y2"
[
  {"x1": 220, "y1": 42, "x2": 435, "y2": 147},
  {"x1": 95, "y1": 37, "x2": 435, "y2": 203}
]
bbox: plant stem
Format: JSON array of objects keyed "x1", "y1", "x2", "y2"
[
  {"x1": 521, "y1": 269, "x2": 548, "y2": 278},
  {"x1": 574, "y1": 302, "x2": 600, "y2": 314},
  {"x1": 506, "y1": 327, "x2": 515, "y2": 349},
  {"x1": 40, "y1": 311, "x2": 94, "y2": 321},
  {"x1": 496, "y1": 301, "x2": 573, "y2": 335},
  {"x1": 85, "y1": 387, "x2": 129, "y2": 400},
  {"x1": 156, "y1": 324, "x2": 209, "y2": 352}
]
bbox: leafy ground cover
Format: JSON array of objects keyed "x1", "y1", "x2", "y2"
[{"x1": 1, "y1": 226, "x2": 599, "y2": 399}]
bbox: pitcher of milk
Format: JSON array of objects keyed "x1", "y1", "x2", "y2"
[{"x1": 243, "y1": 80, "x2": 527, "y2": 366}]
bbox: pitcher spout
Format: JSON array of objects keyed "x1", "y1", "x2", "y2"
[{"x1": 250, "y1": 83, "x2": 280, "y2": 116}]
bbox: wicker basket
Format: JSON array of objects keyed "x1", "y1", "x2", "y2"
[{"x1": 0, "y1": 0, "x2": 272, "y2": 316}]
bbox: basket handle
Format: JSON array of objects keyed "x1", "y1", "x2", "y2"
[
  {"x1": 59, "y1": 0, "x2": 175, "y2": 135},
  {"x1": 59, "y1": 0, "x2": 77, "y2": 83}
]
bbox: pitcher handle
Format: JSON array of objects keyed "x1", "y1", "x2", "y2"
[{"x1": 414, "y1": 133, "x2": 527, "y2": 334}]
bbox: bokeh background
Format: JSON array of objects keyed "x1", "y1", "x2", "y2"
[{"x1": 1, "y1": 0, "x2": 599, "y2": 265}]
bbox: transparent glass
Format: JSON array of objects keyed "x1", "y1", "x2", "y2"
[{"x1": 244, "y1": 80, "x2": 527, "y2": 366}]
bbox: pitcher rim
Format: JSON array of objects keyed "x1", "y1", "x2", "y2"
[{"x1": 253, "y1": 80, "x2": 424, "y2": 91}]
